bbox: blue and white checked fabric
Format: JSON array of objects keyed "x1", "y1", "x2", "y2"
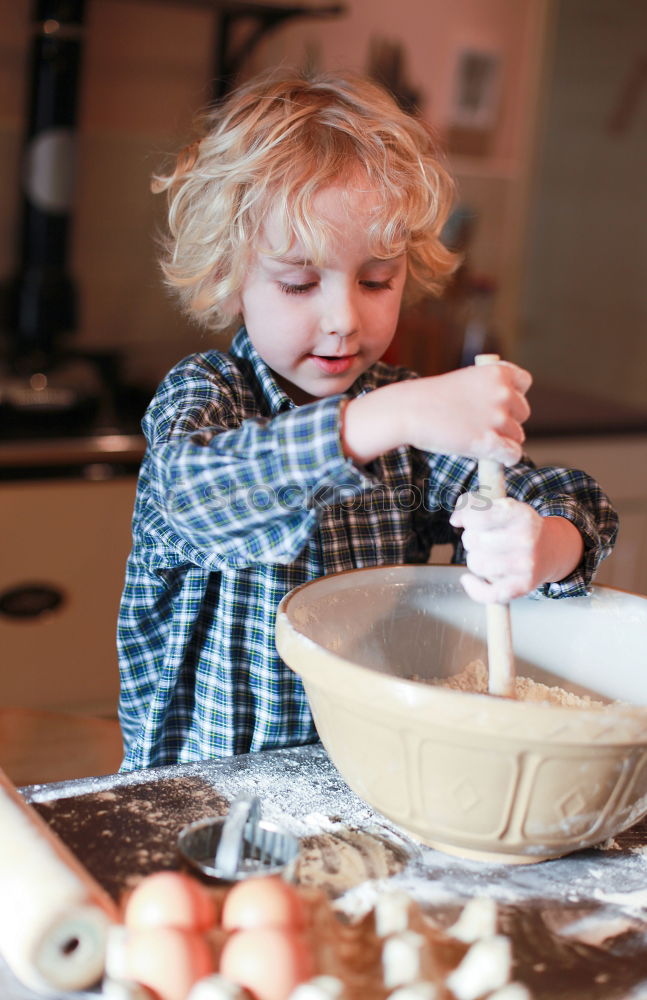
[{"x1": 117, "y1": 328, "x2": 618, "y2": 770}]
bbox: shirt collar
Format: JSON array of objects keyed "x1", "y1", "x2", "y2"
[
  {"x1": 230, "y1": 327, "x2": 294, "y2": 414},
  {"x1": 229, "y1": 326, "x2": 382, "y2": 412}
]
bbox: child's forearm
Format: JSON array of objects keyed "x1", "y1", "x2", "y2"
[
  {"x1": 341, "y1": 383, "x2": 408, "y2": 464},
  {"x1": 342, "y1": 365, "x2": 531, "y2": 468},
  {"x1": 536, "y1": 515, "x2": 585, "y2": 586}
]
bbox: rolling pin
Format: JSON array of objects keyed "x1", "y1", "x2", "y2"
[{"x1": 0, "y1": 766, "x2": 119, "y2": 994}]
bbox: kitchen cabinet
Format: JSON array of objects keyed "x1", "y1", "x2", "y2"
[{"x1": 0, "y1": 476, "x2": 137, "y2": 717}]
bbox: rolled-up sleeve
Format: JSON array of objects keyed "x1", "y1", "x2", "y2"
[
  {"x1": 504, "y1": 464, "x2": 618, "y2": 597},
  {"x1": 422, "y1": 450, "x2": 618, "y2": 598}
]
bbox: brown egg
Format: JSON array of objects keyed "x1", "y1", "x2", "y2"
[
  {"x1": 124, "y1": 926, "x2": 215, "y2": 1000},
  {"x1": 220, "y1": 927, "x2": 313, "y2": 1000},
  {"x1": 124, "y1": 871, "x2": 217, "y2": 931},
  {"x1": 221, "y1": 876, "x2": 306, "y2": 932}
]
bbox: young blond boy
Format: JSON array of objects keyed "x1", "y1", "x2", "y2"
[{"x1": 118, "y1": 72, "x2": 617, "y2": 770}]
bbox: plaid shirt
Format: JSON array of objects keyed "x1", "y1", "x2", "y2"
[{"x1": 117, "y1": 328, "x2": 618, "y2": 770}]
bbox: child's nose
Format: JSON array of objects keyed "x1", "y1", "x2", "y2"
[{"x1": 323, "y1": 290, "x2": 359, "y2": 341}]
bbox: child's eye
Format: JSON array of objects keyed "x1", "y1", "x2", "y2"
[
  {"x1": 278, "y1": 281, "x2": 317, "y2": 295},
  {"x1": 361, "y1": 280, "x2": 393, "y2": 291}
]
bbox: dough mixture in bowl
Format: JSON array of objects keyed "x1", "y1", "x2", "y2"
[{"x1": 421, "y1": 659, "x2": 608, "y2": 708}]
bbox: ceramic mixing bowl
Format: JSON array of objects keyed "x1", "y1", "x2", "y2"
[{"x1": 276, "y1": 565, "x2": 647, "y2": 864}]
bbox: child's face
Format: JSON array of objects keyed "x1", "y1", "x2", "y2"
[{"x1": 238, "y1": 184, "x2": 408, "y2": 404}]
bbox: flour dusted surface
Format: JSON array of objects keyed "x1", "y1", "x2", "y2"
[{"x1": 18, "y1": 743, "x2": 647, "y2": 1000}]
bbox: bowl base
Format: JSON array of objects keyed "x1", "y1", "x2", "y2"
[{"x1": 423, "y1": 838, "x2": 560, "y2": 866}]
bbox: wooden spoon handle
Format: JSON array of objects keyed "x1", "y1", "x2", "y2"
[{"x1": 475, "y1": 353, "x2": 515, "y2": 697}]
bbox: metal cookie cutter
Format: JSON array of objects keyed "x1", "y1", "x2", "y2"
[{"x1": 177, "y1": 794, "x2": 299, "y2": 881}]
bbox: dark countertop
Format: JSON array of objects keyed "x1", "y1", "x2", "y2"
[
  {"x1": 2, "y1": 744, "x2": 647, "y2": 999},
  {"x1": 0, "y1": 365, "x2": 148, "y2": 478},
  {"x1": 0, "y1": 431, "x2": 145, "y2": 472}
]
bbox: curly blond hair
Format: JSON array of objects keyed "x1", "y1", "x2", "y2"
[{"x1": 152, "y1": 69, "x2": 458, "y2": 331}]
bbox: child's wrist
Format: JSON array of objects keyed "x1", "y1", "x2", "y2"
[{"x1": 538, "y1": 515, "x2": 585, "y2": 585}]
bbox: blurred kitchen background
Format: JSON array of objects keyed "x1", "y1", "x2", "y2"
[{"x1": 1, "y1": 0, "x2": 646, "y2": 783}]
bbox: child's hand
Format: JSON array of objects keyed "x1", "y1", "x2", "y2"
[
  {"x1": 342, "y1": 361, "x2": 532, "y2": 468},
  {"x1": 449, "y1": 499, "x2": 585, "y2": 603},
  {"x1": 404, "y1": 362, "x2": 532, "y2": 465}
]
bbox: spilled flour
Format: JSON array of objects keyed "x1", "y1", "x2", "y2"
[
  {"x1": 422, "y1": 658, "x2": 608, "y2": 708},
  {"x1": 296, "y1": 828, "x2": 406, "y2": 896}
]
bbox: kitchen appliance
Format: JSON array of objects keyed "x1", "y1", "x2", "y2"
[
  {"x1": 0, "y1": 1, "x2": 110, "y2": 434},
  {"x1": 0, "y1": 1, "x2": 347, "y2": 439}
]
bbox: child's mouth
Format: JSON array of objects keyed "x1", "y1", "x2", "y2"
[{"x1": 310, "y1": 354, "x2": 358, "y2": 375}]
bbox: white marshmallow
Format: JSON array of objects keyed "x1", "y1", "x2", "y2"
[
  {"x1": 447, "y1": 899, "x2": 498, "y2": 944},
  {"x1": 445, "y1": 935, "x2": 512, "y2": 1000},
  {"x1": 382, "y1": 930, "x2": 432, "y2": 989}
]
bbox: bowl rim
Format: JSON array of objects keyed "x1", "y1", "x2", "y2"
[
  {"x1": 279, "y1": 561, "x2": 645, "y2": 604},
  {"x1": 275, "y1": 564, "x2": 647, "y2": 745}
]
